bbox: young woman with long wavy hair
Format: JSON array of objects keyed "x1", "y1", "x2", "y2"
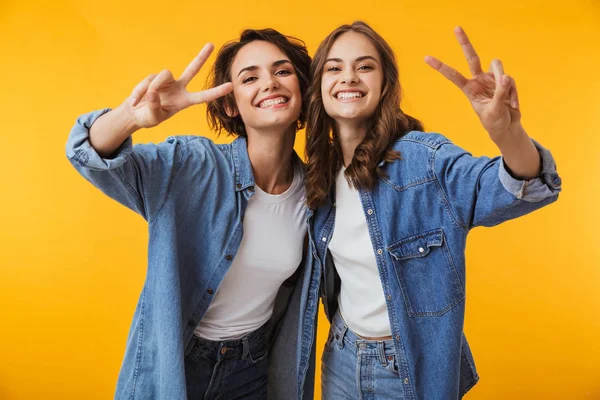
[{"x1": 303, "y1": 21, "x2": 562, "y2": 399}]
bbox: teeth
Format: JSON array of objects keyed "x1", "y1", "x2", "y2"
[
  {"x1": 259, "y1": 97, "x2": 288, "y2": 108},
  {"x1": 336, "y1": 92, "x2": 363, "y2": 99}
]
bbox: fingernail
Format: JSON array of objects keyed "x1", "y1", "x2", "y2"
[
  {"x1": 502, "y1": 76, "x2": 510, "y2": 86},
  {"x1": 512, "y1": 101, "x2": 518, "y2": 108}
]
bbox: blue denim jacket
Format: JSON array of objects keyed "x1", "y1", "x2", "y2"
[
  {"x1": 300, "y1": 131, "x2": 561, "y2": 400},
  {"x1": 66, "y1": 109, "x2": 316, "y2": 400}
]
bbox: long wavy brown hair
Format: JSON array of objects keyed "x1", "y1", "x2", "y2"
[
  {"x1": 305, "y1": 21, "x2": 423, "y2": 209},
  {"x1": 206, "y1": 29, "x2": 311, "y2": 138}
]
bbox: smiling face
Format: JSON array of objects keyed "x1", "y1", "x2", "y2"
[
  {"x1": 229, "y1": 40, "x2": 302, "y2": 134},
  {"x1": 321, "y1": 31, "x2": 383, "y2": 126}
]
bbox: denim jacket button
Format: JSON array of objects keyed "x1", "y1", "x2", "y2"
[
  {"x1": 367, "y1": 209, "x2": 373, "y2": 215},
  {"x1": 404, "y1": 378, "x2": 409, "y2": 384},
  {"x1": 418, "y1": 247, "x2": 425, "y2": 253},
  {"x1": 207, "y1": 289, "x2": 214, "y2": 295},
  {"x1": 377, "y1": 249, "x2": 383, "y2": 255},
  {"x1": 226, "y1": 255, "x2": 233, "y2": 261},
  {"x1": 322, "y1": 237, "x2": 327, "y2": 242},
  {"x1": 552, "y1": 175, "x2": 561, "y2": 186}
]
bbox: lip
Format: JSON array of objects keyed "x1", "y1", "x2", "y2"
[{"x1": 255, "y1": 94, "x2": 290, "y2": 108}]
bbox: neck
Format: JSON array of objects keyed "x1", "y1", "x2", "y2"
[
  {"x1": 336, "y1": 119, "x2": 369, "y2": 167},
  {"x1": 246, "y1": 124, "x2": 297, "y2": 194}
]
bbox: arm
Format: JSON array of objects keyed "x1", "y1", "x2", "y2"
[
  {"x1": 425, "y1": 27, "x2": 561, "y2": 229},
  {"x1": 433, "y1": 137, "x2": 560, "y2": 229},
  {"x1": 67, "y1": 43, "x2": 232, "y2": 219},
  {"x1": 87, "y1": 43, "x2": 232, "y2": 158}
]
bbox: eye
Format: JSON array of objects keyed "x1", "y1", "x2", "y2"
[
  {"x1": 242, "y1": 76, "x2": 257, "y2": 84},
  {"x1": 275, "y1": 69, "x2": 292, "y2": 76},
  {"x1": 326, "y1": 66, "x2": 341, "y2": 72},
  {"x1": 358, "y1": 64, "x2": 373, "y2": 71}
]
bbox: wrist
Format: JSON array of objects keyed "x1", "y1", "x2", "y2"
[
  {"x1": 491, "y1": 123, "x2": 528, "y2": 151},
  {"x1": 116, "y1": 101, "x2": 142, "y2": 136}
]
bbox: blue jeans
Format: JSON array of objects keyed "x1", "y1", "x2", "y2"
[
  {"x1": 184, "y1": 326, "x2": 268, "y2": 400},
  {"x1": 322, "y1": 311, "x2": 407, "y2": 400}
]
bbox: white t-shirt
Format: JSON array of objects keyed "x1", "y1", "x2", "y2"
[
  {"x1": 328, "y1": 167, "x2": 392, "y2": 338},
  {"x1": 194, "y1": 162, "x2": 306, "y2": 340}
]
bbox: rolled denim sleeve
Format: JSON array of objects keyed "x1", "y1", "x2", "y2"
[
  {"x1": 498, "y1": 139, "x2": 562, "y2": 202},
  {"x1": 66, "y1": 108, "x2": 181, "y2": 221},
  {"x1": 434, "y1": 138, "x2": 561, "y2": 230}
]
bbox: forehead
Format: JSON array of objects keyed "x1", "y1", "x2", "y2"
[
  {"x1": 230, "y1": 40, "x2": 288, "y2": 74},
  {"x1": 327, "y1": 31, "x2": 379, "y2": 62}
]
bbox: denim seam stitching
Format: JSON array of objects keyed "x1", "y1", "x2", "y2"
[
  {"x1": 129, "y1": 287, "x2": 146, "y2": 399},
  {"x1": 148, "y1": 140, "x2": 185, "y2": 224},
  {"x1": 115, "y1": 161, "x2": 145, "y2": 216},
  {"x1": 441, "y1": 233, "x2": 466, "y2": 301},
  {"x1": 431, "y1": 146, "x2": 469, "y2": 232},
  {"x1": 380, "y1": 176, "x2": 434, "y2": 192},
  {"x1": 398, "y1": 136, "x2": 452, "y2": 150}
]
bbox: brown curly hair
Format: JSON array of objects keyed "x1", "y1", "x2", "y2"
[
  {"x1": 305, "y1": 21, "x2": 423, "y2": 209},
  {"x1": 206, "y1": 28, "x2": 311, "y2": 138}
]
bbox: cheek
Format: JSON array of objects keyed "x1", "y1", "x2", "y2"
[
  {"x1": 321, "y1": 77, "x2": 333, "y2": 97},
  {"x1": 320, "y1": 78, "x2": 335, "y2": 112},
  {"x1": 291, "y1": 77, "x2": 302, "y2": 98},
  {"x1": 234, "y1": 88, "x2": 254, "y2": 109}
]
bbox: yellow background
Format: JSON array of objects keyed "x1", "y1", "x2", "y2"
[{"x1": 1, "y1": 0, "x2": 598, "y2": 399}]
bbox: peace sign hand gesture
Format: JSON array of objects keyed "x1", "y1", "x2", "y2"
[
  {"x1": 127, "y1": 43, "x2": 232, "y2": 130},
  {"x1": 425, "y1": 27, "x2": 521, "y2": 143}
]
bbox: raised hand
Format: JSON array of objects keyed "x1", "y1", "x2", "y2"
[
  {"x1": 127, "y1": 43, "x2": 233, "y2": 129},
  {"x1": 425, "y1": 27, "x2": 521, "y2": 142}
]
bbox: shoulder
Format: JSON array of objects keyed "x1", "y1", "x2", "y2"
[
  {"x1": 391, "y1": 130, "x2": 453, "y2": 151},
  {"x1": 390, "y1": 130, "x2": 471, "y2": 163},
  {"x1": 131, "y1": 135, "x2": 233, "y2": 168}
]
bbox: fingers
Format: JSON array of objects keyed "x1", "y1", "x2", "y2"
[
  {"x1": 509, "y1": 78, "x2": 519, "y2": 109},
  {"x1": 144, "y1": 69, "x2": 174, "y2": 117},
  {"x1": 147, "y1": 69, "x2": 175, "y2": 94},
  {"x1": 130, "y1": 74, "x2": 158, "y2": 106},
  {"x1": 179, "y1": 43, "x2": 215, "y2": 87},
  {"x1": 424, "y1": 55, "x2": 468, "y2": 90},
  {"x1": 490, "y1": 59, "x2": 511, "y2": 104},
  {"x1": 146, "y1": 87, "x2": 162, "y2": 116},
  {"x1": 188, "y1": 82, "x2": 233, "y2": 105},
  {"x1": 454, "y1": 26, "x2": 483, "y2": 76}
]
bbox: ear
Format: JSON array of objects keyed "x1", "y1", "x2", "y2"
[{"x1": 224, "y1": 101, "x2": 239, "y2": 118}]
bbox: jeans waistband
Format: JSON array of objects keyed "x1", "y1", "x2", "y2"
[
  {"x1": 330, "y1": 311, "x2": 396, "y2": 365},
  {"x1": 186, "y1": 324, "x2": 266, "y2": 361}
]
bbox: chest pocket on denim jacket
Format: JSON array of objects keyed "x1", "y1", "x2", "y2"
[{"x1": 387, "y1": 228, "x2": 464, "y2": 317}]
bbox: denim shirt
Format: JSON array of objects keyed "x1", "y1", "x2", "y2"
[
  {"x1": 66, "y1": 109, "x2": 316, "y2": 400},
  {"x1": 300, "y1": 131, "x2": 562, "y2": 400}
]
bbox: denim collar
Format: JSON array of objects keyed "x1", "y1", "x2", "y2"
[{"x1": 231, "y1": 136, "x2": 255, "y2": 192}]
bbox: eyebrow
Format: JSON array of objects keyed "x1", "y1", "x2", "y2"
[
  {"x1": 237, "y1": 59, "x2": 292, "y2": 77},
  {"x1": 325, "y1": 56, "x2": 378, "y2": 64}
]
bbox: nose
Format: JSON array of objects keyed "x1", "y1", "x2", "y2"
[
  {"x1": 340, "y1": 69, "x2": 359, "y2": 84},
  {"x1": 262, "y1": 74, "x2": 280, "y2": 92}
]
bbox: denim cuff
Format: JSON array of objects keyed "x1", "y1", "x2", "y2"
[
  {"x1": 498, "y1": 138, "x2": 562, "y2": 202},
  {"x1": 66, "y1": 108, "x2": 134, "y2": 170}
]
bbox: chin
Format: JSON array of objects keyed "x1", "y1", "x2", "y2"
[
  {"x1": 337, "y1": 109, "x2": 362, "y2": 119},
  {"x1": 259, "y1": 118, "x2": 296, "y2": 131}
]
